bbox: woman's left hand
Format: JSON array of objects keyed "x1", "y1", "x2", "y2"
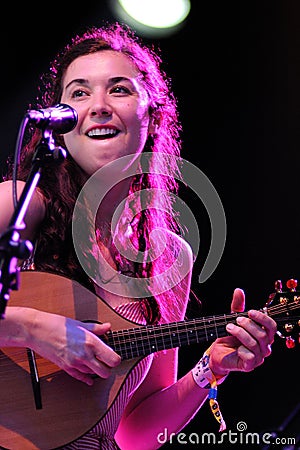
[{"x1": 208, "y1": 288, "x2": 277, "y2": 377}]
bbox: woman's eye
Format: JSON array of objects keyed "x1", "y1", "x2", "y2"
[
  {"x1": 111, "y1": 85, "x2": 131, "y2": 94},
  {"x1": 72, "y1": 89, "x2": 87, "y2": 98}
]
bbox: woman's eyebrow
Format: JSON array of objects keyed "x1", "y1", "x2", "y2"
[
  {"x1": 109, "y1": 76, "x2": 132, "y2": 83},
  {"x1": 64, "y1": 78, "x2": 88, "y2": 90}
]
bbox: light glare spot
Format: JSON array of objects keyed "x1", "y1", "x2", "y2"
[{"x1": 118, "y1": 0, "x2": 191, "y2": 29}]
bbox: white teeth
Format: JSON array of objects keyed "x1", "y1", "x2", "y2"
[{"x1": 87, "y1": 128, "x2": 117, "y2": 137}]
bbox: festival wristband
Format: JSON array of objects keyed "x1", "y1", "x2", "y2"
[{"x1": 191, "y1": 347, "x2": 228, "y2": 432}]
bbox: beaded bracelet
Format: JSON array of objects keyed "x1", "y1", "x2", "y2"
[{"x1": 191, "y1": 347, "x2": 227, "y2": 432}]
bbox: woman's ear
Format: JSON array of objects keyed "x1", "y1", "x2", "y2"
[{"x1": 148, "y1": 113, "x2": 161, "y2": 135}]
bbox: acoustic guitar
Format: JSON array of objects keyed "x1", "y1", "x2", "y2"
[{"x1": 0, "y1": 271, "x2": 299, "y2": 449}]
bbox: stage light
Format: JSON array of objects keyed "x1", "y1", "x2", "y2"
[{"x1": 113, "y1": 0, "x2": 191, "y2": 37}]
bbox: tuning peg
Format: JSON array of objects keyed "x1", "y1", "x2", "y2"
[
  {"x1": 286, "y1": 279, "x2": 298, "y2": 291},
  {"x1": 285, "y1": 336, "x2": 296, "y2": 349},
  {"x1": 265, "y1": 280, "x2": 282, "y2": 306},
  {"x1": 274, "y1": 280, "x2": 282, "y2": 292},
  {"x1": 265, "y1": 292, "x2": 275, "y2": 306}
]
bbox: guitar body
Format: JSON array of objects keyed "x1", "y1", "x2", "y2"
[{"x1": 0, "y1": 271, "x2": 142, "y2": 450}]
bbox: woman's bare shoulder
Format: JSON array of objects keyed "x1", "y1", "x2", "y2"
[
  {"x1": 165, "y1": 229, "x2": 195, "y2": 263},
  {"x1": 0, "y1": 180, "x2": 46, "y2": 239}
]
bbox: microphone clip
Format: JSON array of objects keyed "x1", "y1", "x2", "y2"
[{"x1": 32, "y1": 137, "x2": 67, "y2": 166}]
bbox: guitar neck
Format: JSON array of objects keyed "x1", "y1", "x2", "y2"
[{"x1": 107, "y1": 311, "x2": 245, "y2": 360}]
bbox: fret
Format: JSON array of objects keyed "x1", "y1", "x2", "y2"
[
  {"x1": 158, "y1": 325, "x2": 167, "y2": 350},
  {"x1": 140, "y1": 326, "x2": 153, "y2": 355},
  {"x1": 172, "y1": 323, "x2": 179, "y2": 346},
  {"x1": 170, "y1": 327, "x2": 178, "y2": 348},
  {"x1": 120, "y1": 329, "x2": 130, "y2": 359},
  {"x1": 159, "y1": 323, "x2": 175, "y2": 349},
  {"x1": 221, "y1": 314, "x2": 230, "y2": 337},
  {"x1": 127, "y1": 330, "x2": 135, "y2": 359},
  {"x1": 136, "y1": 326, "x2": 152, "y2": 356},
  {"x1": 203, "y1": 317, "x2": 209, "y2": 342},
  {"x1": 147, "y1": 326, "x2": 159, "y2": 355},
  {"x1": 177, "y1": 321, "x2": 190, "y2": 347},
  {"x1": 206, "y1": 317, "x2": 216, "y2": 340},
  {"x1": 185, "y1": 321, "x2": 191, "y2": 346},
  {"x1": 134, "y1": 326, "x2": 146, "y2": 356},
  {"x1": 214, "y1": 315, "x2": 218, "y2": 338}
]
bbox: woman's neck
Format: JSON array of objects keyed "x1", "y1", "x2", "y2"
[{"x1": 95, "y1": 177, "x2": 133, "y2": 231}]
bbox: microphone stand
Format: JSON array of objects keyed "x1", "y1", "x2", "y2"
[{"x1": 0, "y1": 127, "x2": 66, "y2": 319}]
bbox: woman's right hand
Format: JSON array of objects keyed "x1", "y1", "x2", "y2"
[{"x1": 27, "y1": 309, "x2": 121, "y2": 385}]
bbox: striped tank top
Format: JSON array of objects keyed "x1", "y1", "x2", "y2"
[{"x1": 59, "y1": 301, "x2": 154, "y2": 450}]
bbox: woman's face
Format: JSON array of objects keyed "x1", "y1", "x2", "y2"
[{"x1": 61, "y1": 50, "x2": 155, "y2": 176}]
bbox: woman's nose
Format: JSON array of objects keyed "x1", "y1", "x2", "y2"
[
  {"x1": 91, "y1": 107, "x2": 112, "y2": 117},
  {"x1": 90, "y1": 98, "x2": 113, "y2": 117}
]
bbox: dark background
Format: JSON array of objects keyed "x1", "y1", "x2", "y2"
[{"x1": 0, "y1": 1, "x2": 299, "y2": 448}]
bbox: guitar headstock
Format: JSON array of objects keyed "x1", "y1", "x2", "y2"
[{"x1": 266, "y1": 278, "x2": 300, "y2": 348}]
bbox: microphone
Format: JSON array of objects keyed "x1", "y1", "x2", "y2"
[{"x1": 26, "y1": 103, "x2": 78, "y2": 134}]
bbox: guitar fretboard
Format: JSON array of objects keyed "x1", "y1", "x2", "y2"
[{"x1": 107, "y1": 314, "x2": 239, "y2": 360}]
